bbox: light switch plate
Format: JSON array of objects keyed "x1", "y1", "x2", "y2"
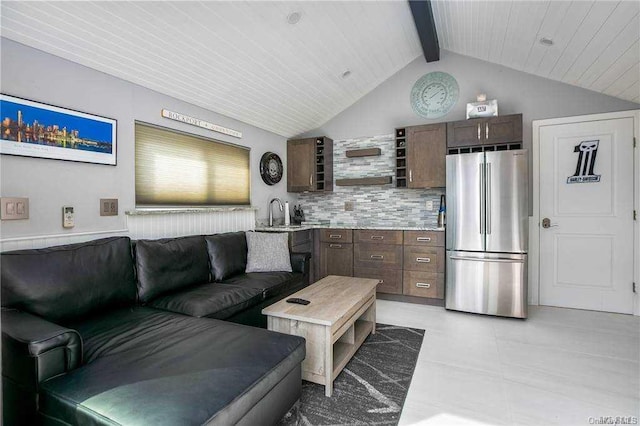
[
  {"x1": 344, "y1": 201, "x2": 355, "y2": 211},
  {"x1": 100, "y1": 199, "x2": 118, "y2": 216},
  {"x1": 1, "y1": 197, "x2": 29, "y2": 220},
  {"x1": 426, "y1": 200, "x2": 434, "y2": 211}
]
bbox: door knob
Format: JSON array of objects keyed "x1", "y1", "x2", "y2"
[{"x1": 542, "y1": 218, "x2": 558, "y2": 228}]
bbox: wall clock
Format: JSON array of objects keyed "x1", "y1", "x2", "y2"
[
  {"x1": 410, "y1": 71, "x2": 459, "y2": 119},
  {"x1": 259, "y1": 152, "x2": 283, "y2": 185}
]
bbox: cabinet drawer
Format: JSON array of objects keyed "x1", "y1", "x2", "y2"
[
  {"x1": 403, "y1": 246, "x2": 445, "y2": 272},
  {"x1": 290, "y1": 229, "x2": 312, "y2": 247},
  {"x1": 354, "y1": 268, "x2": 402, "y2": 295},
  {"x1": 403, "y1": 271, "x2": 444, "y2": 298},
  {"x1": 354, "y1": 230, "x2": 403, "y2": 245},
  {"x1": 319, "y1": 228, "x2": 353, "y2": 243},
  {"x1": 404, "y1": 231, "x2": 444, "y2": 247},
  {"x1": 354, "y1": 243, "x2": 403, "y2": 269}
]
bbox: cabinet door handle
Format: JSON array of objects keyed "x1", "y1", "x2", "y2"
[
  {"x1": 378, "y1": 279, "x2": 384, "y2": 284},
  {"x1": 416, "y1": 237, "x2": 431, "y2": 242},
  {"x1": 329, "y1": 234, "x2": 342, "y2": 239},
  {"x1": 485, "y1": 123, "x2": 489, "y2": 139},
  {"x1": 370, "y1": 254, "x2": 384, "y2": 260},
  {"x1": 370, "y1": 235, "x2": 384, "y2": 240},
  {"x1": 409, "y1": 169, "x2": 413, "y2": 183},
  {"x1": 416, "y1": 257, "x2": 431, "y2": 263},
  {"x1": 477, "y1": 123, "x2": 481, "y2": 140},
  {"x1": 310, "y1": 174, "x2": 313, "y2": 186},
  {"x1": 329, "y1": 244, "x2": 342, "y2": 248},
  {"x1": 416, "y1": 282, "x2": 431, "y2": 288}
]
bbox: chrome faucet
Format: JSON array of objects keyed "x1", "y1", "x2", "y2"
[{"x1": 268, "y1": 198, "x2": 284, "y2": 227}]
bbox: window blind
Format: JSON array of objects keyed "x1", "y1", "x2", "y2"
[{"x1": 135, "y1": 123, "x2": 250, "y2": 206}]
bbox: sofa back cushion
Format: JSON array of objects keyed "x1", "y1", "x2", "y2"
[
  {"x1": 205, "y1": 232, "x2": 247, "y2": 281},
  {"x1": 1, "y1": 237, "x2": 136, "y2": 324},
  {"x1": 135, "y1": 235, "x2": 209, "y2": 303}
]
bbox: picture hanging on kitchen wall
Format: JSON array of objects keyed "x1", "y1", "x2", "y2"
[{"x1": 0, "y1": 94, "x2": 117, "y2": 165}]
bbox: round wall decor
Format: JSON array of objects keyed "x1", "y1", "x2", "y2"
[
  {"x1": 410, "y1": 71, "x2": 459, "y2": 119},
  {"x1": 259, "y1": 152, "x2": 283, "y2": 185}
]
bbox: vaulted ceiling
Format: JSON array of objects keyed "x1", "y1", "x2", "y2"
[{"x1": 1, "y1": 1, "x2": 638, "y2": 138}]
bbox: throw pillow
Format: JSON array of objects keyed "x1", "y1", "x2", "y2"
[{"x1": 245, "y1": 232, "x2": 292, "y2": 273}]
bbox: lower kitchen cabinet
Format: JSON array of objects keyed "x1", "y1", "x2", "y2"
[
  {"x1": 403, "y1": 271, "x2": 444, "y2": 298},
  {"x1": 319, "y1": 242, "x2": 353, "y2": 278},
  {"x1": 354, "y1": 268, "x2": 403, "y2": 295}
]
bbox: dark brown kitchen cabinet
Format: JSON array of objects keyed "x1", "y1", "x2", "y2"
[
  {"x1": 447, "y1": 114, "x2": 522, "y2": 148},
  {"x1": 319, "y1": 242, "x2": 353, "y2": 278},
  {"x1": 317, "y1": 228, "x2": 353, "y2": 278},
  {"x1": 405, "y1": 123, "x2": 446, "y2": 188},
  {"x1": 287, "y1": 136, "x2": 333, "y2": 193}
]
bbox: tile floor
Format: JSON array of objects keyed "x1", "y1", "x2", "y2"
[{"x1": 376, "y1": 300, "x2": 640, "y2": 426}]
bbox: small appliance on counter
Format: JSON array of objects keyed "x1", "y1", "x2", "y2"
[{"x1": 445, "y1": 149, "x2": 528, "y2": 318}]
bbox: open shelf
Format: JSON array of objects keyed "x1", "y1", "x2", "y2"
[
  {"x1": 395, "y1": 128, "x2": 407, "y2": 188},
  {"x1": 333, "y1": 319, "x2": 374, "y2": 379}
]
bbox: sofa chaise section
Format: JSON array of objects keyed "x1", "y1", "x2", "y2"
[{"x1": 40, "y1": 307, "x2": 305, "y2": 426}]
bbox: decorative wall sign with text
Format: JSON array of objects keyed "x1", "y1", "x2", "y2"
[
  {"x1": 567, "y1": 140, "x2": 600, "y2": 184},
  {"x1": 161, "y1": 109, "x2": 242, "y2": 138}
]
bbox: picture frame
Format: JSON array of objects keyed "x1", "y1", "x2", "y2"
[{"x1": 0, "y1": 94, "x2": 117, "y2": 165}]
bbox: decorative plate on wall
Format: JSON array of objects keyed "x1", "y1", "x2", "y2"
[
  {"x1": 260, "y1": 152, "x2": 283, "y2": 185},
  {"x1": 410, "y1": 72, "x2": 459, "y2": 119}
]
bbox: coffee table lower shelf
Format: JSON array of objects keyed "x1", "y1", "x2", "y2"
[{"x1": 266, "y1": 295, "x2": 376, "y2": 396}]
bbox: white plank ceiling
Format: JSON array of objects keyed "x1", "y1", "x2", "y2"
[
  {"x1": 0, "y1": 1, "x2": 423, "y2": 138},
  {"x1": 1, "y1": 1, "x2": 638, "y2": 138},
  {"x1": 432, "y1": 0, "x2": 640, "y2": 104}
]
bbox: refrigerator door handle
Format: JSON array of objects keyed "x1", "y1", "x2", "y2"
[
  {"x1": 479, "y1": 163, "x2": 485, "y2": 234},
  {"x1": 486, "y1": 162, "x2": 492, "y2": 235},
  {"x1": 449, "y1": 255, "x2": 524, "y2": 263}
]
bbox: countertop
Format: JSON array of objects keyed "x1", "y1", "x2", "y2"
[{"x1": 254, "y1": 222, "x2": 444, "y2": 232}]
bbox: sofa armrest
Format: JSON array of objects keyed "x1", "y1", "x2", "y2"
[
  {"x1": 290, "y1": 252, "x2": 311, "y2": 276},
  {"x1": 1, "y1": 308, "x2": 82, "y2": 388}
]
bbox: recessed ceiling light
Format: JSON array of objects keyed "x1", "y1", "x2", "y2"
[
  {"x1": 286, "y1": 11, "x2": 302, "y2": 25},
  {"x1": 539, "y1": 37, "x2": 554, "y2": 47},
  {"x1": 341, "y1": 70, "x2": 352, "y2": 79}
]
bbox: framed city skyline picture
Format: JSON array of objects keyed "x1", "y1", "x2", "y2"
[{"x1": 0, "y1": 94, "x2": 117, "y2": 165}]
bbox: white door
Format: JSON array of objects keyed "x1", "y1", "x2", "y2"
[{"x1": 539, "y1": 117, "x2": 635, "y2": 314}]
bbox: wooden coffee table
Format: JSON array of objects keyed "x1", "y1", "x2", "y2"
[{"x1": 262, "y1": 275, "x2": 379, "y2": 396}]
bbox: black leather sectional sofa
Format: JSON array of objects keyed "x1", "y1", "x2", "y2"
[{"x1": 1, "y1": 232, "x2": 311, "y2": 425}]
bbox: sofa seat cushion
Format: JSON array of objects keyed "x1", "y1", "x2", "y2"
[
  {"x1": 41, "y1": 308, "x2": 305, "y2": 426},
  {"x1": 148, "y1": 283, "x2": 263, "y2": 319},
  {"x1": 221, "y1": 272, "x2": 305, "y2": 300}
]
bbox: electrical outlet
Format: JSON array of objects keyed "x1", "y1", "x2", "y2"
[
  {"x1": 62, "y1": 206, "x2": 74, "y2": 228},
  {"x1": 344, "y1": 201, "x2": 355, "y2": 211},
  {"x1": 100, "y1": 198, "x2": 118, "y2": 216},
  {"x1": 0, "y1": 197, "x2": 29, "y2": 220},
  {"x1": 426, "y1": 200, "x2": 434, "y2": 211}
]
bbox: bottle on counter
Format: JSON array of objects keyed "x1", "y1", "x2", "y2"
[
  {"x1": 437, "y1": 194, "x2": 446, "y2": 228},
  {"x1": 284, "y1": 201, "x2": 290, "y2": 226}
]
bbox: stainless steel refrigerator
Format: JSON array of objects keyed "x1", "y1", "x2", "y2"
[{"x1": 445, "y1": 150, "x2": 528, "y2": 318}]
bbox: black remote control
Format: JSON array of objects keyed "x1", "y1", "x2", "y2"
[{"x1": 286, "y1": 298, "x2": 310, "y2": 305}]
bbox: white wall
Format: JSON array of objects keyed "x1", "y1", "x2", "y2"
[{"x1": 0, "y1": 38, "x2": 293, "y2": 240}]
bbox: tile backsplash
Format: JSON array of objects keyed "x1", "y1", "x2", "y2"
[{"x1": 298, "y1": 134, "x2": 444, "y2": 227}]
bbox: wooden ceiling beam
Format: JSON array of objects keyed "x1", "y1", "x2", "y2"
[{"x1": 409, "y1": 0, "x2": 440, "y2": 62}]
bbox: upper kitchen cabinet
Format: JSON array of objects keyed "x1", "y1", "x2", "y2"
[
  {"x1": 405, "y1": 123, "x2": 447, "y2": 189},
  {"x1": 447, "y1": 114, "x2": 522, "y2": 148},
  {"x1": 287, "y1": 137, "x2": 333, "y2": 193}
]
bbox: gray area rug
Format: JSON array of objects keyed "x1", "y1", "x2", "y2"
[{"x1": 280, "y1": 323, "x2": 425, "y2": 426}]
